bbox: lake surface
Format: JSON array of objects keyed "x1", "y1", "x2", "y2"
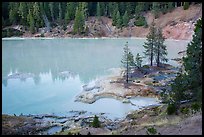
[{"x1": 2, "y1": 38, "x2": 189, "y2": 119}]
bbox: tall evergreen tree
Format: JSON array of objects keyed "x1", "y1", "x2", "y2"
[
  {"x1": 167, "y1": 2, "x2": 174, "y2": 12},
  {"x1": 152, "y1": 2, "x2": 160, "y2": 18},
  {"x1": 135, "y1": 53, "x2": 143, "y2": 69},
  {"x1": 135, "y1": 2, "x2": 144, "y2": 19},
  {"x1": 49, "y1": 2, "x2": 54, "y2": 21},
  {"x1": 122, "y1": 11, "x2": 129, "y2": 27},
  {"x1": 143, "y1": 21, "x2": 157, "y2": 66},
  {"x1": 183, "y1": 2, "x2": 190, "y2": 10},
  {"x1": 18, "y1": 2, "x2": 28, "y2": 25},
  {"x1": 9, "y1": 3, "x2": 19, "y2": 24},
  {"x1": 73, "y1": 6, "x2": 85, "y2": 34},
  {"x1": 33, "y1": 2, "x2": 43, "y2": 30},
  {"x1": 27, "y1": 9, "x2": 35, "y2": 34},
  {"x1": 154, "y1": 27, "x2": 168, "y2": 67},
  {"x1": 183, "y1": 18, "x2": 202, "y2": 102},
  {"x1": 121, "y1": 42, "x2": 134, "y2": 84},
  {"x1": 96, "y1": 2, "x2": 101, "y2": 18},
  {"x1": 65, "y1": 2, "x2": 75, "y2": 24},
  {"x1": 58, "y1": 3, "x2": 62, "y2": 23},
  {"x1": 116, "y1": 11, "x2": 122, "y2": 29}
]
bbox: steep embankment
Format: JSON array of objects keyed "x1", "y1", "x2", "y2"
[{"x1": 4, "y1": 4, "x2": 202, "y2": 40}]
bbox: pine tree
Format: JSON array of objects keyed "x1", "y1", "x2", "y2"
[
  {"x1": 81, "y1": 2, "x2": 88, "y2": 20},
  {"x1": 27, "y1": 9, "x2": 35, "y2": 34},
  {"x1": 33, "y1": 2, "x2": 43, "y2": 30},
  {"x1": 143, "y1": 21, "x2": 157, "y2": 66},
  {"x1": 96, "y1": 2, "x2": 101, "y2": 18},
  {"x1": 183, "y1": 2, "x2": 190, "y2": 10},
  {"x1": 73, "y1": 6, "x2": 85, "y2": 34},
  {"x1": 9, "y1": 3, "x2": 19, "y2": 24},
  {"x1": 171, "y1": 18, "x2": 202, "y2": 106},
  {"x1": 18, "y1": 2, "x2": 28, "y2": 26},
  {"x1": 112, "y1": 9, "x2": 117, "y2": 26},
  {"x1": 92, "y1": 115, "x2": 100, "y2": 128},
  {"x1": 121, "y1": 42, "x2": 135, "y2": 84},
  {"x1": 122, "y1": 11, "x2": 129, "y2": 27},
  {"x1": 135, "y1": 53, "x2": 143, "y2": 69},
  {"x1": 116, "y1": 11, "x2": 122, "y2": 29},
  {"x1": 49, "y1": 2, "x2": 54, "y2": 21},
  {"x1": 58, "y1": 3, "x2": 62, "y2": 24},
  {"x1": 65, "y1": 2, "x2": 75, "y2": 24},
  {"x1": 154, "y1": 27, "x2": 168, "y2": 67},
  {"x1": 167, "y1": 2, "x2": 174, "y2": 12},
  {"x1": 183, "y1": 18, "x2": 202, "y2": 102},
  {"x1": 135, "y1": 2, "x2": 144, "y2": 19},
  {"x1": 152, "y1": 2, "x2": 160, "y2": 18}
]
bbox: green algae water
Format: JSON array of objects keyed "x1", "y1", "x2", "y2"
[{"x1": 2, "y1": 38, "x2": 189, "y2": 118}]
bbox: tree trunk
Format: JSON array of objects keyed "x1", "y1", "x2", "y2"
[
  {"x1": 126, "y1": 58, "x2": 128, "y2": 83},
  {"x1": 157, "y1": 46, "x2": 160, "y2": 67},
  {"x1": 150, "y1": 44, "x2": 153, "y2": 66}
]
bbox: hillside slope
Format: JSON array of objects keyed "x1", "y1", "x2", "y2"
[{"x1": 5, "y1": 4, "x2": 202, "y2": 40}]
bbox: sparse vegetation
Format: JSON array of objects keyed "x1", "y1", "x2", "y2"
[
  {"x1": 167, "y1": 103, "x2": 176, "y2": 115},
  {"x1": 91, "y1": 115, "x2": 101, "y2": 128},
  {"x1": 146, "y1": 127, "x2": 157, "y2": 135}
]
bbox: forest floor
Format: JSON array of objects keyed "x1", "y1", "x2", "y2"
[{"x1": 3, "y1": 4, "x2": 202, "y2": 40}]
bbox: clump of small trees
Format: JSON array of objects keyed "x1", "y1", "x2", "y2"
[
  {"x1": 121, "y1": 42, "x2": 143, "y2": 84},
  {"x1": 121, "y1": 20, "x2": 168, "y2": 84},
  {"x1": 143, "y1": 20, "x2": 168, "y2": 67}
]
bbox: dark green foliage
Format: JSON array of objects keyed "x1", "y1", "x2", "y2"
[
  {"x1": 152, "y1": 2, "x2": 160, "y2": 19},
  {"x1": 154, "y1": 27, "x2": 168, "y2": 67},
  {"x1": 1, "y1": 2, "x2": 194, "y2": 33},
  {"x1": 122, "y1": 11, "x2": 129, "y2": 27},
  {"x1": 180, "y1": 107, "x2": 189, "y2": 114},
  {"x1": 65, "y1": 2, "x2": 76, "y2": 24},
  {"x1": 27, "y1": 9, "x2": 35, "y2": 34},
  {"x1": 121, "y1": 42, "x2": 135, "y2": 83},
  {"x1": 143, "y1": 21, "x2": 156, "y2": 66},
  {"x1": 2, "y1": 28, "x2": 23, "y2": 37},
  {"x1": 183, "y1": 2, "x2": 189, "y2": 10},
  {"x1": 96, "y1": 2, "x2": 101, "y2": 18},
  {"x1": 167, "y1": 2, "x2": 174, "y2": 12},
  {"x1": 92, "y1": 115, "x2": 100, "y2": 128},
  {"x1": 116, "y1": 11, "x2": 122, "y2": 28},
  {"x1": 146, "y1": 127, "x2": 157, "y2": 135},
  {"x1": 73, "y1": 4, "x2": 85, "y2": 34},
  {"x1": 167, "y1": 103, "x2": 176, "y2": 115},
  {"x1": 135, "y1": 2, "x2": 145, "y2": 18},
  {"x1": 170, "y1": 73, "x2": 189, "y2": 106},
  {"x1": 191, "y1": 102, "x2": 201, "y2": 111},
  {"x1": 135, "y1": 53, "x2": 143, "y2": 69},
  {"x1": 135, "y1": 16, "x2": 147, "y2": 27},
  {"x1": 58, "y1": 3, "x2": 62, "y2": 23},
  {"x1": 9, "y1": 3, "x2": 20, "y2": 24},
  {"x1": 142, "y1": 65, "x2": 150, "y2": 69},
  {"x1": 183, "y1": 18, "x2": 202, "y2": 102}
]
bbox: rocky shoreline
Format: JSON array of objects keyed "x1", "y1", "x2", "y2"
[{"x1": 74, "y1": 63, "x2": 179, "y2": 105}]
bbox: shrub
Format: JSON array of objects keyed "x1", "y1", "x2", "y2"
[
  {"x1": 142, "y1": 65, "x2": 150, "y2": 69},
  {"x1": 92, "y1": 115, "x2": 100, "y2": 128},
  {"x1": 167, "y1": 103, "x2": 176, "y2": 115},
  {"x1": 191, "y1": 102, "x2": 201, "y2": 112},
  {"x1": 146, "y1": 127, "x2": 157, "y2": 135},
  {"x1": 135, "y1": 16, "x2": 147, "y2": 27},
  {"x1": 183, "y1": 2, "x2": 189, "y2": 10},
  {"x1": 180, "y1": 107, "x2": 189, "y2": 114},
  {"x1": 40, "y1": 33, "x2": 45, "y2": 37}
]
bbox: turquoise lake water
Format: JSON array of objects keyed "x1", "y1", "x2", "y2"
[{"x1": 2, "y1": 38, "x2": 189, "y2": 118}]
